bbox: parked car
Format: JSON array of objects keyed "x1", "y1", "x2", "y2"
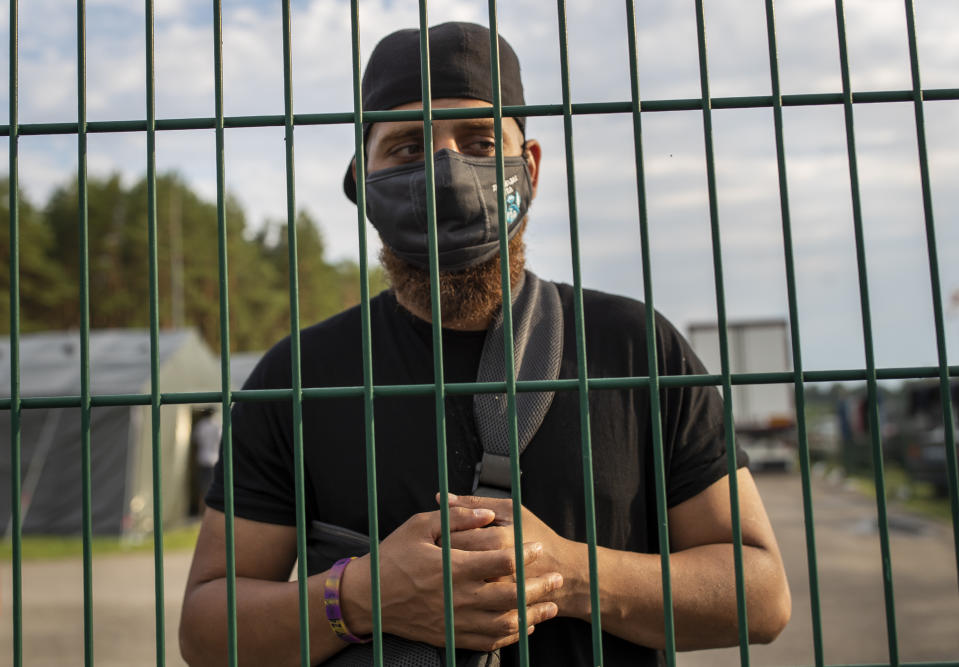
[
  {"x1": 903, "y1": 424, "x2": 957, "y2": 497},
  {"x1": 898, "y1": 381, "x2": 958, "y2": 497}
]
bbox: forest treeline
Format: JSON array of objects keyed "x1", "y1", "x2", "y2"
[{"x1": 0, "y1": 173, "x2": 387, "y2": 352}]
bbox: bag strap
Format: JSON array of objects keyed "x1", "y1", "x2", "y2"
[{"x1": 472, "y1": 272, "x2": 564, "y2": 497}]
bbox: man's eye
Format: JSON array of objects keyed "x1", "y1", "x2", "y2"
[
  {"x1": 391, "y1": 143, "x2": 424, "y2": 158},
  {"x1": 465, "y1": 139, "x2": 497, "y2": 155}
]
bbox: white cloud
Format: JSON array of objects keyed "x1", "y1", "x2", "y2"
[
  {"x1": 154, "y1": 0, "x2": 188, "y2": 21},
  {"x1": 154, "y1": 22, "x2": 215, "y2": 118},
  {"x1": 0, "y1": 0, "x2": 955, "y2": 368}
]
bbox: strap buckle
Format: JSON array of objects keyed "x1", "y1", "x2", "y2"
[{"x1": 471, "y1": 452, "x2": 516, "y2": 499}]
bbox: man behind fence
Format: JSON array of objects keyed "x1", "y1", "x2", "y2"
[{"x1": 180, "y1": 21, "x2": 790, "y2": 667}]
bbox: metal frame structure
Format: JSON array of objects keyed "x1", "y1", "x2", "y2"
[{"x1": 3, "y1": 1, "x2": 958, "y2": 667}]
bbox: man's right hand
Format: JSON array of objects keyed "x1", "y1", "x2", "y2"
[{"x1": 339, "y1": 506, "x2": 564, "y2": 651}]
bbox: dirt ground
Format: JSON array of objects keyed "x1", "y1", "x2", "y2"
[
  {"x1": 679, "y1": 473, "x2": 959, "y2": 666},
  {"x1": 1, "y1": 546, "x2": 192, "y2": 667},
  {"x1": 2, "y1": 473, "x2": 958, "y2": 666}
]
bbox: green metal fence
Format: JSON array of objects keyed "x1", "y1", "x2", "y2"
[{"x1": 3, "y1": 1, "x2": 958, "y2": 667}]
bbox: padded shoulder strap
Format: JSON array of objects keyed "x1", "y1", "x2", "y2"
[{"x1": 472, "y1": 272, "x2": 564, "y2": 496}]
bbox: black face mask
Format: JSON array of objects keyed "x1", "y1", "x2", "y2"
[{"x1": 364, "y1": 148, "x2": 533, "y2": 271}]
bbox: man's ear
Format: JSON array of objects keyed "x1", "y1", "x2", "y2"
[
  {"x1": 350, "y1": 156, "x2": 357, "y2": 183},
  {"x1": 523, "y1": 139, "x2": 542, "y2": 200}
]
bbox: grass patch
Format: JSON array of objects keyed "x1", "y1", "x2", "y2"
[
  {"x1": 0, "y1": 522, "x2": 201, "y2": 562},
  {"x1": 847, "y1": 464, "x2": 953, "y2": 522}
]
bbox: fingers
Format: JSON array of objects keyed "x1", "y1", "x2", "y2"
[
  {"x1": 426, "y1": 506, "x2": 496, "y2": 542},
  {"x1": 439, "y1": 493, "x2": 514, "y2": 524},
  {"x1": 455, "y1": 623, "x2": 535, "y2": 653},
  {"x1": 448, "y1": 525, "x2": 512, "y2": 551},
  {"x1": 454, "y1": 601, "x2": 559, "y2": 651},
  {"x1": 478, "y1": 572, "x2": 564, "y2": 611},
  {"x1": 457, "y1": 541, "x2": 543, "y2": 580}
]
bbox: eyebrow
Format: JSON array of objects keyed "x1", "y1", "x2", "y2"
[
  {"x1": 378, "y1": 118, "x2": 497, "y2": 139},
  {"x1": 455, "y1": 119, "x2": 497, "y2": 131},
  {"x1": 375, "y1": 125, "x2": 424, "y2": 146}
]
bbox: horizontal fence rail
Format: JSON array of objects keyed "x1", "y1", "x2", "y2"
[
  {"x1": 4, "y1": 1, "x2": 958, "y2": 667},
  {"x1": 2, "y1": 367, "x2": 958, "y2": 411},
  {"x1": 2, "y1": 88, "x2": 959, "y2": 137}
]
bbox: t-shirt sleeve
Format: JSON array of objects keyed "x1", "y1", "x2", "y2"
[
  {"x1": 205, "y1": 345, "x2": 298, "y2": 525},
  {"x1": 655, "y1": 315, "x2": 748, "y2": 508}
]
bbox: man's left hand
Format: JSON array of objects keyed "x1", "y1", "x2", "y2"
[{"x1": 438, "y1": 493, "x2": 584, "y2": 618}]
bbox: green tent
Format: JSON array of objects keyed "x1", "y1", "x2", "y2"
[{"x1": 1, "y1": 329, "x2": 221, "y2": 536}]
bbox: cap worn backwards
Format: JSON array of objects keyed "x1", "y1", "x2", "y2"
[{"x1": 343, "y1": 21, "x2": 526, "y2": 203}]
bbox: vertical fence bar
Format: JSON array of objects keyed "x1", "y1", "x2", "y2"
[
  {"x1": 211, "y1": 1, "x2": 238, "y2": 664},
  {"x1": 485, "y1": 3, "x2": 530, "y2": 664},
  {"x1": 7, "y1": 0, "x2": 22, "y2": 664},
  {"x1": 347, "y1": 3, "x2": 384, "y2": 664},
  {"x1": 623, "y1": 2, "x2": 675, "y2": 664},
  {"x1": 413, "y1": 6, "x2": 457, "y2": 663},
  {"x1": 0, "y1": 4, "x2": 952, "y2": 667},
  {"x1": 554, "y1": 2, "x2": 604, "y2": 664},
  {"x1": 833, "y1": 2, "x2": 900, "y2": 662},
  {"x1": 761, "y1": 1, "x2": 825, "y2": 664},
  {"x1": 278, "y1": 2, "x2": 310, "y2": 665},
  {"x1": 901, "y1": 0, "x2": 959, "y2": 575},
  {"x1": 144, "y1": 1, "x2": 166, "y2": 665},
  {"x1": 691, "y1": 1, "x2": 751, "y2": 663},
  {"x1": 75, "y1": 1, "x2": 95, "y2": 665}
]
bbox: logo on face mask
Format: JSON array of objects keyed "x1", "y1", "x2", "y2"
[
  {"x1": 492, "y1": 174, "x2": 520, "y2": 194},
  {"x1": 506, "y1": 191, "x2": 522, "y2": 224}
]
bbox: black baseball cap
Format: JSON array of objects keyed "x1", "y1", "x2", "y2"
[{"x1": 343, "y1": 21, "x2": 526, "y2": 203}]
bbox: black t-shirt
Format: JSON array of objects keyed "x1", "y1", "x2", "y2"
[{"x1": 207, "y1": 283, "x2": 744, "y2": 666}]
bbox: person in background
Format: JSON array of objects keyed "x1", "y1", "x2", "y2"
[{"x1": 191, "y1": 407, "x2": 221, "y2": 514}]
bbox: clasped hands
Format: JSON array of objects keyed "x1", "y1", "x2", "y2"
[{"x1": 340, "y1": 494, "x2": 575, "y2": 652}]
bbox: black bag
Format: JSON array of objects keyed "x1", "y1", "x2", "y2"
[{"x1": 308, "y1": 521, "x2": 499, "y2": 667}]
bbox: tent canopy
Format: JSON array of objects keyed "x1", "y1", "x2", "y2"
[
  {"x1": 1, "y1": 328, "x2": 194, "y2": 398},
  {"x1": 2, "y1": 328, "x2": 222, "y2": 535}
]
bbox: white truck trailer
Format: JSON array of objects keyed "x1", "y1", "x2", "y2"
[{"x1": 687, "y1": 319, "x2": 796, "y2": 470}]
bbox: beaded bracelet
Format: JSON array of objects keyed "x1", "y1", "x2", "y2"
[{"x1": 324, "y1": 557, "x2": 372, "y2": 644}]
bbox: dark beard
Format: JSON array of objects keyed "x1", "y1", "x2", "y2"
[{"x1": 379, "y1": 220, "x2": 527, "y2": 327}]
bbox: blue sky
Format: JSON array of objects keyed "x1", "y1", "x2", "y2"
[{"x1": 0, "y1": 0, "x2": 957, "y2": 375}]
